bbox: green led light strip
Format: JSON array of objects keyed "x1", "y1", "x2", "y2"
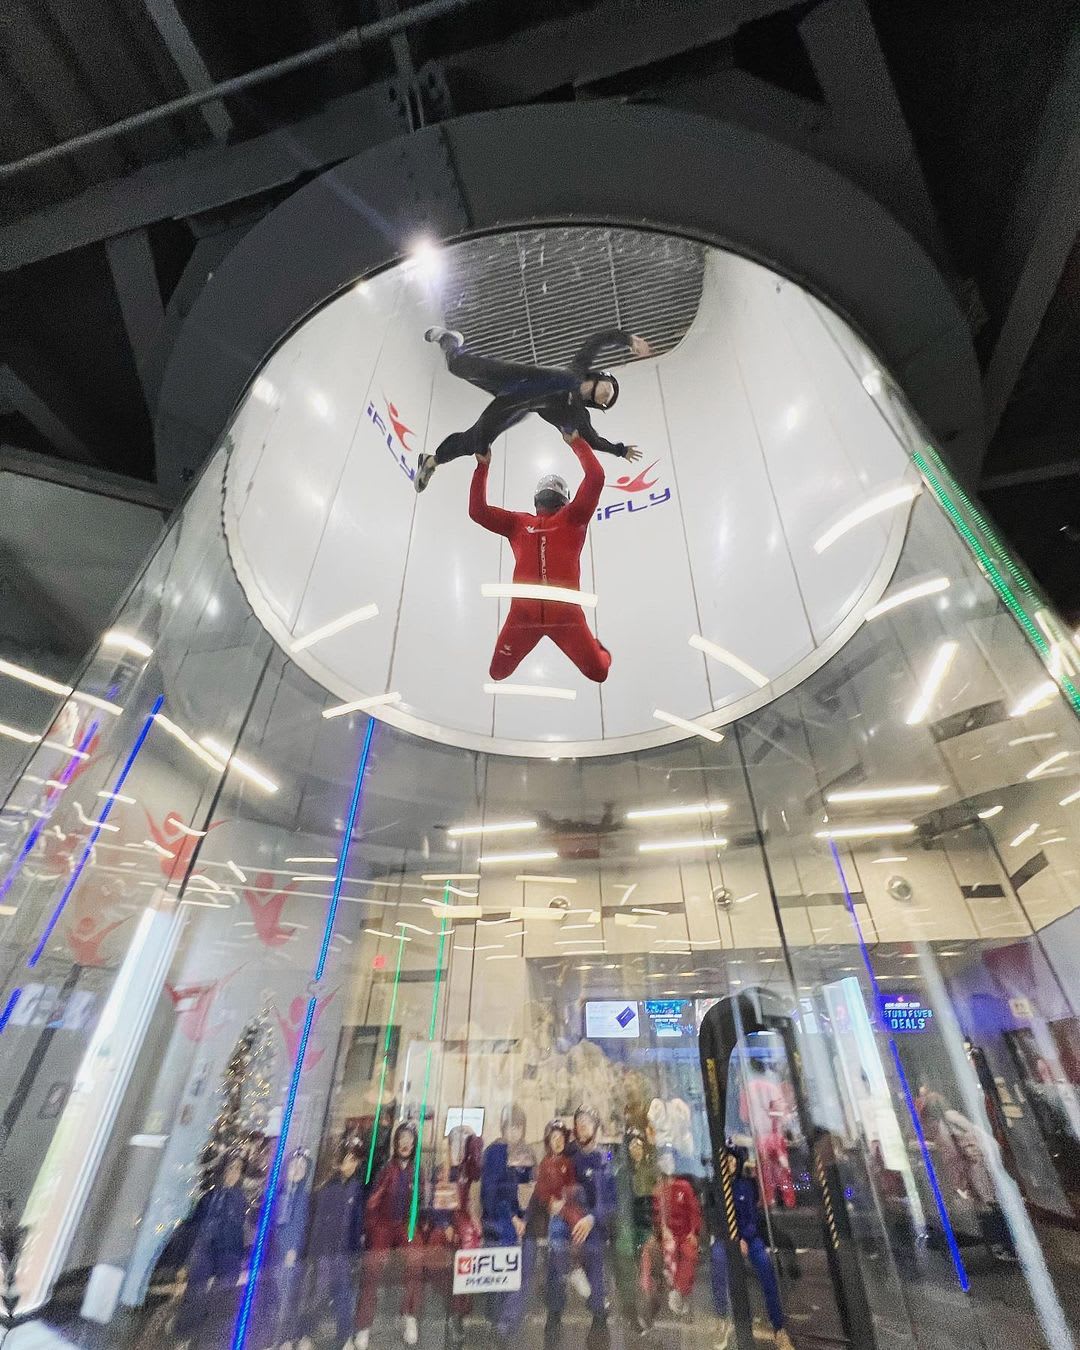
[
  {"x1": 407, "y1": 883, "x2": 452, "y2": 1239},
  {"x1": 913, "y1": 446, "x2": 1080, "y2": 717},
  {"x1": 366, "y1": 934, "x2": 406, "y2": 1185}
]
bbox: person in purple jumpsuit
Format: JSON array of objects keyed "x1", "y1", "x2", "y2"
[
  {"x1": 547, "y1": 1104, "x2": 614, "y2": 1350},
  {"x1": 300, "y1": 1139, "x2": 366, "y2": 1345},
  {"x1": 175, "y1": 1152, "x2": 248, "y2": 1341}
]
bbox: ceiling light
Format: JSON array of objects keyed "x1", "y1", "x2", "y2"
[
  {"x1": 554, "y1": 938, "x2": 604, "y2": 945},
  {"x1": 638, "y1": 836, "x2": 727, "y2": 853},
  {"x1": 251, "y1": 377, "x2": 277, "y2": 405},
  {"x1": 626, "y1": 801, "x2": 728, "y2": 821},
  {"x1": 143, "y1": 838, "x2": 174, "y2": 859},
  {"x1": 74, "y1": 692, "x2": 124, "y2": 716},
  {"x1": 632, "y1": 907, "x2": 668, "y2": 916},
  {"x1": 826, "y1": 785, "x2": 942, "y2": 803},
  {"x1": 0, "y1": 723, "x2": 40, "y2": 745},
  {"x1": 199, "y1": 737, "x2": 279, "y2": 794},
  {"x1": 688, "y1": 635, "x2": 768, "y2": 688},
  {"x1": 423, "y1": 901, "x2": 483, "y2": 919},
  {"x1": 483, "y1": 682, "x2": 577, "y2": 700},
  {"x1": 516, "y1": 874, "x2": 577, "y2": 884},
  {"x1": 226, "y1": 860, "x2": 247, "y2": 882},
  {"x1": 1010, "y1": 680, "x2": 1058, "y2": 718},
  {"x1": 905, "y1": 640, "x2": 959, "y2": 725},
  {"x1": 286, "y1": 855, "x2": 335, "y2": 864},
  {"x1": 479, "y1": 850, "x2": 559, "y2": 865},
  {"x1": 1009, "y1": 733, "x2": 1057, "y2": 746},
  {"x1": 0, "y1": 658, "x2": 71, "y2": 697},
  {"x1": 735, "y1": 893, "x2": 758, "y2": 904},
  {"x1": 364, "y1": 928, "x2": 410, "y2": 942},
  {"x1": 1026, "y1": 751, "x2": 1071, "y2": 779},
  {"x1": 422, "y1": 872, "x2": 481, "y2": 882},
  {"x1": 653, "y1": 709, "x2": 724, "y2": 743},
  {"x1": 98, "y1": 790, "x2": 135, "y2": 804},
  {"x1": 486, "y1": 954, "x2": 518, "y2": 961},
  {"x1": 481, "y1": 582, "x2": 597, "y2": 608},
  {"x1": 291, "y1": 604, "x2": 379, "y2": 653},
  {"x1": 171, "y1": 821, "x2": 207, "y2": 838},
  {"x1": 1060, "y1": 789, "x2": 1080, "y2": 807},
  {"x1": 44, "y1": 739, "x2": 89, "y2": 759},
  {"x1": 322, "y1": 692, "x2": 401, "y2": 719},
  {"x1": 1009, "y1": 823, "x2": 1039, "y2": 848},
  {"x1": 814, "y1": 823, "x2": 915, "y2": 839},
  {"x1": 864, "y1": 577, "x2": 950, "y2": 620},
  {"x1": 74, "y1": 801, "x2": 118, "y2": 832},
  {"x1": 448, "y1": 820, "x2": 537, "y2": 838},
  {"x1": 870, "y1": 855, "x2": 909, "y2": 863},
  {"x1": 560, "y1": 923, "x2": 597, "y2": 931},
  {"x1": 1043, "y1": 835, "x2": 1067, "y2": 845},
  {"x1": 408, "y1": 237, "x2": 442, "y2": 276},
  {"x1": 813, "y1": 483, "x2": 919, "y2": 553},
  {"x1": 397, "y1": 921, "x2": 433, "y2": 935},
  {"x1": 154, "y1": 713, "x2": 227, "y2": 771},
  {"x1": 977, "y1": 805, "x2": 1003, "y2": 819},
  {"x1": 102, "y1": 630, "x2": 154, "y2": 659}
]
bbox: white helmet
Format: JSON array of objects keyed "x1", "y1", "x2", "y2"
[{"x1": 536, "y1": 473, "x2": 569, "y2": 503}]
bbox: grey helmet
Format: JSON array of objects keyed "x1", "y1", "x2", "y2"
[{"x1": 536, "y1": 473, "x2": 569, "y2": 503}]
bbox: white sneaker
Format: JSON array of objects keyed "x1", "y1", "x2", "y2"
[
  {"x1": 569, "y1": 1265, "x2": 592, "y2": 1300},
  {"x1": 713, "y1": 1318, "x2": 732, "y2": 1350},
  {"x1": 424, "y1": 326, "x2": 464, "y2": 350},
  {"x1": 403, "y1": 1315, "x2": 419, "y2": 1346},
  {"x1": 414, "y1": 452, "x2": 437, "y2": 493},
  {"x1": 298, "y1": 1340, "x2": 315, "y2": 1350},
  {"x1": 667, "y1": 1288, "x2": 686, "y2": 1315},
  {"x1": 342, "y1": 1337, "x2": 355, "y2": 1350},
  {"x1": 354, "y1": 1332, "x2": 370, "y2": 1350}
]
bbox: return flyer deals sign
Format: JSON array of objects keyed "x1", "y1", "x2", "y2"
[
  {"x1": 453, "y1": 1246, "x2": 523, "y2": 1293},
  {"x1": 880, "y1": 993, "x2": 934, "y2": 1033}
]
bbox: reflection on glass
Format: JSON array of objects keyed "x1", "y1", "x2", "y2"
[{"x1": 0, "y1": 226, "x2": 1079, "y2": 1350}]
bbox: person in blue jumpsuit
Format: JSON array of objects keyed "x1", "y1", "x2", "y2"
[
  {"x1": 547, "y1": 1104, "x2": 614, "y2": 1350},
  {"x1": 301, "y1": 1139, "x2": 366, "y2": 1347},
  {"x1": 727, "y1": 1144, "x2": 794, "y2": 1350},
  {"x1": 253, "y1": 1145, "x2": 312, "y2": 1349},
  {"x1": 175, "y1": 1151, "x2": 248, "y2": 1343},
  {"x1": 482, "y1": 1103, "x2": 537, "y2": 1341}
]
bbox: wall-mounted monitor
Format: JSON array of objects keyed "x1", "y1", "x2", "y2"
[{"x1": 584, "y1": 1000, "x2": 641, "y2": 1039}]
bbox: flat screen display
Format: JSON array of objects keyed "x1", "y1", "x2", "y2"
[
  {"x1": 644, "y1": 999, "x2": 696, "y2": 1037},
  {"x1": 445, "y1": 1107, "x2": 485, "y2": 1135},
  {"x1": 880, "y1": 993, "x2": 934, "y2": 1033},
  {"x1": 584, "y1": 1000, "x2": 641, "y2": 1039}
]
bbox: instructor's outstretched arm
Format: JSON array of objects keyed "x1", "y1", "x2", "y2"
[
  {"x1": 468, "y1": 449, "x2": 514, "y2": 537},
  {"x1": 564, "y1": 434, "x2": 607, "y2": 525}
]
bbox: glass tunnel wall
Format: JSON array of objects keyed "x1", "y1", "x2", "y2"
[{"x1": 1, "y1": 228, "x2": 1079, "y2": 1350}]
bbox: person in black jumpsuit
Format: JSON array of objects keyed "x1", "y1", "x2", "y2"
[{"x1": 414, "y1": 327, "x2": 652, "y2": 491}]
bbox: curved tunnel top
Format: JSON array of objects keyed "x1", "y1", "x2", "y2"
[{"x1": 222, "y1": 229, "x2": 916, "y2": 757}]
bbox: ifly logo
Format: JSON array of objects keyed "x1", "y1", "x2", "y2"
[
  {"x1": 616, "y1": 1005, "x2": 636, "y2": 1028},
  {"x1": 594, "y1": 487, "x2": 671, "y2": 523},
  {"x1": 367, "y1": 399, "x2": 415, "y2": 482},
  {"x1": 453, "y1": 1245, "x2": 523, "y2": 1293}
]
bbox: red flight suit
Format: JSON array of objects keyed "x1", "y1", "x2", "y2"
[{"x1": 469, "y1": 436, "x2": 611, "y2": 683}]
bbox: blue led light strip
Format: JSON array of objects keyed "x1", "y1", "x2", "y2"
[
  {"x1": 0, "y1": 988, "x2": 22, "y2": 1033},
  {"x1": 27, "y1": 697, "x2": 164, "y2": 969},
  {"x1": 231, "y1": 718, "x2": 376, "y2": 1350},
  {"x1": 828, "y1": 841, "x2": 970, "y2": 1292},
  {"x1": 0, "y1": 720, "x2": 100, "y2": 902}
]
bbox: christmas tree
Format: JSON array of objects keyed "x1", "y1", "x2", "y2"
[{"x1": 196, "y1": 1005, "x2": 277, "y2": 1199}]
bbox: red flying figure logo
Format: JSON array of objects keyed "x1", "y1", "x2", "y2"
[
  {"x1": 143, "y1": 809, "x2": 222, "y2": 881},
  {"x1": 241, "y1": 873, "x2": 299, "y2": 948},
  {"x1": 165, "y1": 966, "x2": 241, "y2": 1044},
  {"x1": 611, "y1": 461, "x2": 660, "y2": 493},
  {"x1": 275, "y1": 990, "x2": 336, "y2": 1069},
  {"x1": 67, "y1": 913, "x2": 130, "y2": 965},
  {"x1": 386, "y1": 399, "x2": 416, "y2": 453}
]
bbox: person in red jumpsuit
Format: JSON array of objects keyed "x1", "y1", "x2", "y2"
[
  {"x1": 639, "y1": 1146, "x2": 702, "y2": 1320},
  {"x1": 469, "y1": 433, "x2": 612, "y2": 683}
]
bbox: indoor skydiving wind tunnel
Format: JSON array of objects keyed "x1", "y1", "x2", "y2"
[{"x1": 5, "y1": 226, "x2": 1080, "y2": 1350}]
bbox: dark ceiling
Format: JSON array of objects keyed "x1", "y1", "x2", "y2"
[{"x1": 1, "y1": 0, "x2": 1078, "y2": 613}]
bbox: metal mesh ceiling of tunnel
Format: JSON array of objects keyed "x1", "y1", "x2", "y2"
[{"x1": 223, "y1": 230, "x2": 915, "y2": 757}]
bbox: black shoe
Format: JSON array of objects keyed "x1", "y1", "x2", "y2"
[
  {"x1": 586, "y1": 1315, "x2": 610, "y2": 1350},
  {"x1": 415, "y1": 453, "x2": 437, "y2": 493},
  {"x1": 543, "y1": 1313, "x2": 562, "y2": 1348}
]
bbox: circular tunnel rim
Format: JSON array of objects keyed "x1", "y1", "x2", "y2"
[{"x1": 155, "y1": 102, "x2": 983, "y2": 494}]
